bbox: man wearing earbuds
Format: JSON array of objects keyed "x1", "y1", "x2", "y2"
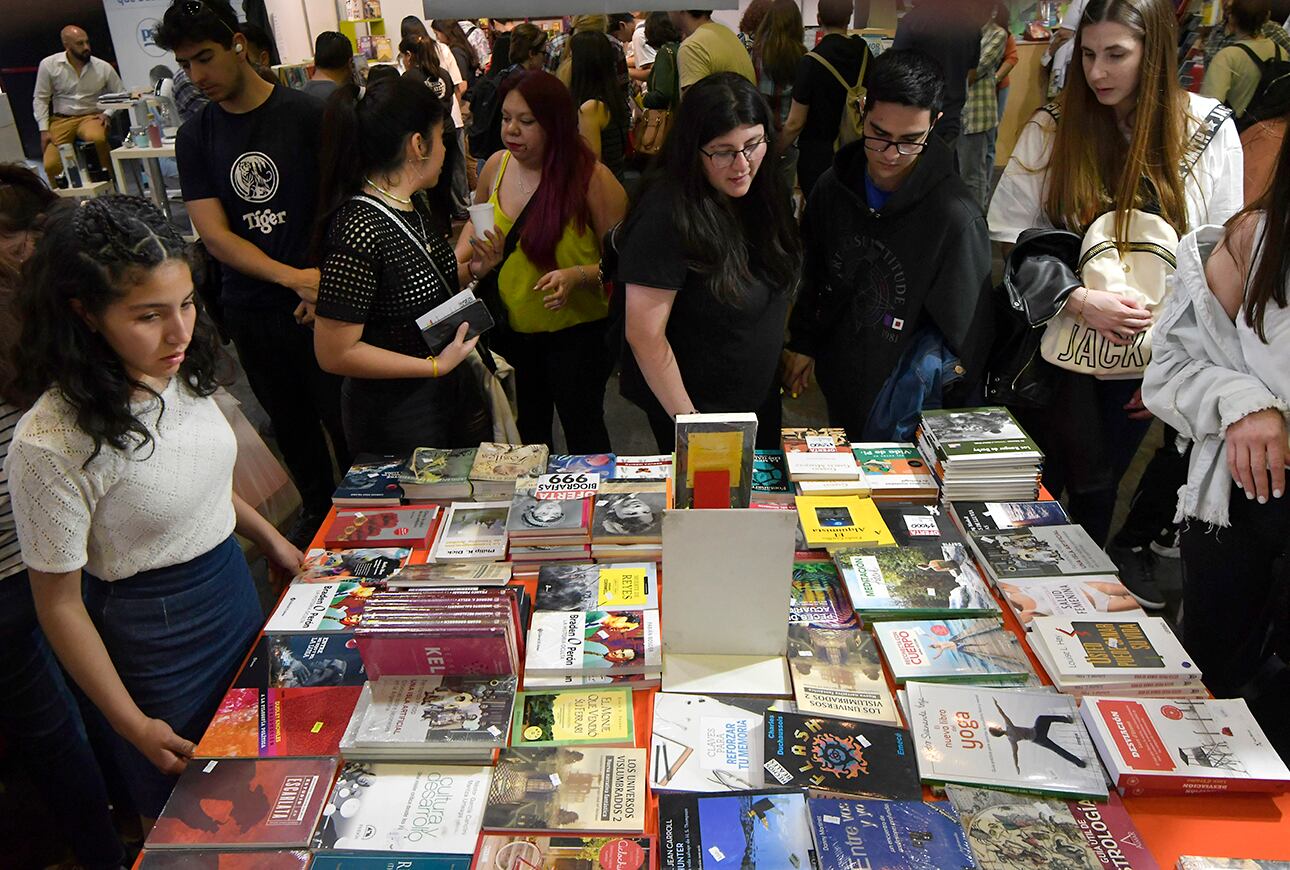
[{"x1": 158, "y1": 0, "x2": 349, "y2": 542}]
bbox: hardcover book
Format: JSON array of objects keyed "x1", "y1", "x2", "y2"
[
  {"x1": 874, "y1": 618, "x2": 1031, "y2": 685},
  {"x1": 612, "y1": 454, "x2": 673, "y2": 479},
  {"x1": 312, "y1": 762, "x2": 491, "y2": 854},
  {"x1": 483, "y1": 747, "x2": 647, "y2": 833},
  {"x1": 235, "y1": 634, "x2": 368, "y2": 689},
  {"x1": 762, "y1": 710, "x2": 922, "y2": 799},
  {"x1": 264, "y1": 581, "x2": 378, "y2": 633},
  {"x1": 833, "y1": 542, "x2": 999, "y2": 619},
  {"x1": 787, "y1": 624, "x2": 899, "y2": 725},
  {"x1": 795, "y1": 495, "x2": 895, "y2": 549},
  {"x1": 430, "y1": 501, "x2": 510, "y2": 561},
  {"x1": 474, "y1": 836, "x2": 656, "y2": 870},
  {"x1": 397, "y1": 447, "x2": 476, "y2": 500},
  {"x1": 657, "y1": 789, "x2": 815, "y2": 870},
  {"x1": 650, "y1": 693, "x2": 775, "y2": 793},
  {"x1": 535, "y1": 562, "x2": 659, "y2": 612},
  {"x1": 971, "y1": 525, "x2": 1119, "y2": 579},
  {"x1": 809, "y1": 799, "x2": 976, "y2": 870},
  {"x1": 591, "y1": 480, "x2": 666, "y2": 544},
  {"x1": 752, "y1": 449, "x2": 790, "y2": 494},
  {"x1": 147, "y1": 758, "x2": 336, "y2": 850},
  {"x1": 345, "y1": 676, "x2": 516, "y2": 753},
  {"x1": 526, "y1": 609, "x2": 662, "y2": 677},
  {"x1": 296, "y1": 548, "x2": 411, "y2": 583},
  {"x1": 789, "y1": 562, "x2": 858, "y2": 629},
  {"x1": 324, "y1": 506, "x2": 440, "y2": 550},
  {"x1": 674, "y1": 412, "x2": 758, "y2": 509},
  {"x1": 333, "y1": 455, "x2": 404, "y2": 506},
  {"x1": 196, "y1": 685, "x2": 362, "y2": 757},
  {"x1": 511, "y1": 687, "x2": 635, "y2": 748}
]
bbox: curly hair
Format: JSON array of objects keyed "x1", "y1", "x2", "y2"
[
  {"x1": 0, "y1": 163, "x2": 60, "y2": 407},
  {"x1": 14, "y1": 195, "x2": 226, "y2": 465}
]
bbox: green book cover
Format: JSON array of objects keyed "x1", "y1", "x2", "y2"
[{"x1": 510, "y1": 687, "x2": 635, "y2": 747}]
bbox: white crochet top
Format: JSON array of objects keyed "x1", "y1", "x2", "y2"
[{"x1": 5, "y1": 378, "x2": 237, "y2": 581}]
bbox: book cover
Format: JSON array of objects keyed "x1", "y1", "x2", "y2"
[
  {"x1": 997, "y1": 576, "x2": 1143, "y2": 628},
  {"x1": 147, "y1": 758, "x2": 336, "y2": 849},
  {"x1": 535, "y1": 562, "x2": 659, "y2": 611},
  {"x1": 235, "y1": 634, "x2": 368, "y2": 689},
  {"x1": 921, "y1": 408, "x2": 1041, "y2": 456},
  {"x1": 308, "y1": 855, "x2": 469, "y2": 869},
  {"x1": 952, "y1": 500, "x2": 1071, "y2": 533},
  {"x1": 905, "y1": 683, "x2": 1107, "y2": 800},
  {"x1": 385, "y1": 561, "x2": 511, "y2": 587},
  {"x1": 469, "y1": 442, "x2": 550, "y2": 482},
  {"x1": 612, "y1": 454, "x2": 673, "y2": 479},
  {"x1": 789, "y1": 561, "x2": 858, "y2": 629},
  {"x1": 851, "y1": 443, "x2": 939, "y2": 495},
  {"x1": 196, "y1": 685, "x2": 362, "y2": 757},
  {"x1": 333, "y1": 455, "x2": 403, "y2": 505},
  {"x1": 483, "y1": 747, "x2": 647, "y2": 833},
  {"x1": 526, "y1": 610, "x2": 662, "y2": 676},
  {"x1": 296, "y1": 548, "x2": 411, "y2": 583},
  {"x1": 418, "y1": 296, "x2": 495, "y2": 356},
  {"x1": 506, "y1": 487, "x2": 592, "y2": 537},
  {"x1": 650, "y1": 693, "x2": 775, "y2": 793},
  {"x1": 810, "y1": 798, "x2": 977, "y2": 870},
  {"x1": 1030, "y1": 617, "x2": 1197, "y2": 678},
  {"x1": 264, "y1": 581, "x2": 378, "y2": 633},
  {"x1": 674, "y1": 412, "x2": 757, "y2": 509},
  {"x1": 397, "y1": 447, "x2": 476, "y2": 494},
  {"x1": 1178, "y1": 860, "x2": 1290, "y2": 870},
  {"x1": 138, "y1": 851, "x2": 311, "y2": 868},
  {"x1": 324, "y1": 507, "x2": 440, "y2": 549},
  {"x1": 591, "y1": 481, "x2": 666, "y2": 544},
  {"x1": 511, "y1": 687, "x2": 635, "y2": 748},
  {"x1": 548, "y1": 453, "x2": 617, "y2": 476},
  {"x1": 474, "y1": 835, "x2": 655, "y2": 870},
  {"x1": 795, "y1": 495, "x2": 894, "y2": 549},
  {"x1": 522, "y1": 670, "x2": 662, "y2": 690},
  {"x1": 657, "y1": 789, "x2": 815, "y2": 870},
  {"x1": 782, "y1": 427, "x2": 861, "y2": 481},
  {"x1": 312, "y1": 762, "x2": 491, "y2": 853},
  {"x1": 972, "y1": 526, "x2": 1118, "y2": 578},
  {"x1": 762, "y1": 710, "x2": 922, "y2": 799},
  {"x1": 788, "y1": 624, "x2": 900, "y2": 725},
  {"x1": 834, "y1": 542, "x2": 999, "y2": 618},
  {"x1": 351, "y1": 676, "x2": 516, "y2": 748},
  {"x1": 877, "y1": 502, "x2": 965, "y2": 548},
  {"x1": 372, "y1": 35, "x2": 394, "y2": 62},
  {"x1": 874, "y1": 618, "x2": 1031, "y2": 684},
  {"x1": 753, "y1": 450, "x2": 790, "y2": 494},
  {"x1": 432, "y1": 501, "x2": 510, "y2": 561}
]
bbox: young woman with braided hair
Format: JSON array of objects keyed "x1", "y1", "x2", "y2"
[{"x1": 6, "y1": 195, "x2": 303, "y2": 824}]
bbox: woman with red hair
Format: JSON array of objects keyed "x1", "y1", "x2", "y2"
[{"x1": 465, "y1": 70, "x2": 627, "y2": 451}]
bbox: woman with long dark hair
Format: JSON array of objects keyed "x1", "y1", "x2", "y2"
[
  {"x1": 570, "y1": 30, "x2": 631, "y2": 181},
  {"x1": 7, "y1": 196, "x2": 301, "y2": 822},
  {"x1": 641, "y1": 12, "x2": 682, "y2": 111},
  {"x1": 616, "y1": 72, "x2": 802, "y2": 450},
  {"x1": 1143, "y1": 126, "x2": 1290, "y2": 756},
  {"x1": 469, "y1": 70, "x2": 627, "y2": 452},
  {"x1": 312, "y1": 77, "x2": 504, "y2": 456},
  {"x1": 987, "y1": 0, "x2": 1243, "y2": 574},
  {"x1": 433, "y1": 18, "x2": 481, "y2": 91},
  {"x1": 400, "y1": 35, "x2": 455, "y2": 117}
]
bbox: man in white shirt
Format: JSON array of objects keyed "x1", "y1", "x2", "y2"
[
  {"x1": 32, "y1": 25, "x2": 123, "y2": 182},
  {"x1": 630, "y1": 12, "x2": 656, "y2": 82}
]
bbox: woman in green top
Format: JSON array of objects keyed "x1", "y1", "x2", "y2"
[
  {"x1": 642, "y1": 12, "x2": 682, "y2": 110},
  {"x1": 466, "y1": 70, "x2": 628, "y2": 452}
]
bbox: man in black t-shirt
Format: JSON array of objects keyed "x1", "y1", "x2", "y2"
[
  {"x1": 891, "y1": 0, "x2": 980, "y2": 154},
  {"x1": 158, "y1": 0, "x2": 348, "y2": 538},
  {"x1": 778, "y1": 0, "x2": 873, "y2": 197}
]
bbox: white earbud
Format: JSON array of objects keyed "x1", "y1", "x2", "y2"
[{"x1": 235, "y1": 43, "x2": 244, "y2": 53}]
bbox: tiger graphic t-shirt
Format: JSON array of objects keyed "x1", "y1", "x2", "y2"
[{"x1": 177, "y1": 86, "x2": 325, "y2": 310}]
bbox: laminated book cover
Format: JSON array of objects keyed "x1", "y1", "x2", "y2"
[
  {"x1": 997, "y1": 576, "x2": 1143, "y2": 628},
  {"x1": 548, "y1": 453, "x2": 617, "y2": 476},
  {"x1": 972, "y1": 525, "x2": 1118, "y2": 579},
  {"x1": 874, "y1": 618, "x2": 1031, "y2": 685},
  {"x1": 613, "y1": 454, "x2": 673, "y2": 479},
  {"x1": 352, "y1": 676, "x2": 517, "y2": 748},
  {"x1": 753, "y1": 449, "x2": 790, "y2": 494},
  {"x1": 787, "y1": 624, "x2": 899, "y2": 725},
  {"x1": 591, "y1": 481, "x2": 666, "y2": 544},
  {"x1": 852, "y1": 443, "x2": 939, "y2": 495},
  {"x1": 762, "y1": 710, "x2": 922, "y2": 799},
  {"x1": 147, "y1": 758, "x2": 336, "y2": 849},
  {"x1": 324, "y1": 507, "x2": 440, "y2": 549},
  {"x1": 952, "y1": 500, "x2": 1071, "y2": 533},
  {"x1": 334, "y1": 455, "x2": 403, "y2": 505},
  {"x1": 196, "y1": 685, "x2": 362, "y2": 757},
  {"x1": 511, "y1": 687, "x2": 634, "y2": 748},
  {"x1": 432, "y1": 501, "x2": 510, "y2": 560},
  {"x1": 782, "y1": 427, "x2": 859, "y2": 481},
  {"x1": 235, "y1": 634, "x2": 368, "y2": 689},
  {"x1": 309, "y1": 855, "x2": 470, "y2": 869},
  {"x1": 674, "y1": 412, "x2": 757, "y2": 509},
  {"x1": 312, "y1": 762, "x2": 491, "y2": 854},
  {"x1": 535, "y1": 562, "x2": 659, "y2": 611},
  {"x1": 264, "y1": 581, "x2": 378, "y2": 633},
  {"x1": 138, "y1": 850, "x2": 311, "y2": 868},
  {"x1": 475, "y1": 835, "x2": 655, "y2": 870},
  {"x1": 296, "y1": 548, "x2": 411, "y2": 583},
  {"x1": 809, "y1": 798, "x2": 976, "y2": 870},
  {"x1": 920, "y1": 408, "x2": 1042, "y2": 456},
  {"x1": 483, "y1": 747, "x2": 647, "y2": 833},
  {"x1": 877, "y1": 502, "x2": 965, "y2": 547},
  {"x1": 469, "y1": 442, "x2": 550, "y2": 482},
  {"x1": 833, "y1": 542, "x2": 999, "y2": 618},
  {"x1": 795, "y1": 494, "x2": 894, "y2": 549},
  {"x1": 945, "y1": 785, "x2": 1160, "y2": 870},
  {"x1": 657, "y1": 789, "x2": 815, "y2": 870},
  {"x1": 526, "y1": 609, "x2": 662, "y2": 676},
  {"x1": 650, "y1": 693, "x2": 775, "y2": 793},
  {"x1": 398, "y1": 446, "x2": 476, "y2": 487},
  {"x1": 789, "y1": 561, "x2": 858, "y2": 629},
  {"x1": 1031, "y1": 616, "x2": 1196, "y2": 678},
  {"x1": 905, "y1": 682, "x2": 1108, "y2": 800},
  {"x1": 506, "y1": 486, "x2": 592, "y2": 536}
]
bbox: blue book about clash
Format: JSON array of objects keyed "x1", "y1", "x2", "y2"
[{"x1": 809, "y1": 799, "x2": 978, "y2": 870}]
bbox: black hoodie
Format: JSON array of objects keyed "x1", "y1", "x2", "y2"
[{"x1": 786, "y1": 134, "x2": 994, "y2": 438}]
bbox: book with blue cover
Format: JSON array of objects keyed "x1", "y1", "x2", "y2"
[
  {"x1": 753, "y1": 449, "x2": 791, "y2": 494},
  {"x1": 762, "y1": 710, "x2": 922, "y2": 799},
  {"x1": 333, "y1": 455, "x2": 404, "y2": 506},
  {"x1": 547, "y1": 453, "x2": 617, "y2": 476},
  {"x1": 658, "y1": 789, "x2": 815, "y2": 870},
  {"x1": 809, "y1": 798, "x2": 977, "y2": 870}
]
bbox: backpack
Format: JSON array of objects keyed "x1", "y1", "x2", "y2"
[
  {"x1": 1233, "y1": 43, "x2": 1290, "y2": 132},
  {"x1": 806, "y1": 39, "x2": 870, "y2": 149},
  {"x1": 466, "y1": 63, "x2": 516, "y2": 158}
]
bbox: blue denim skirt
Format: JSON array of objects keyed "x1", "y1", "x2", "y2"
[{"x1": 83, "y1": 535, "x2": 262, "y2": 817}]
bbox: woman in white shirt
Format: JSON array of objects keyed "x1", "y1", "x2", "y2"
[
  {"x1": 987, "y1": 0, "x2": 1243, "y2": 556},
  {"x1": 6, "y1": 196, "x2": 303, "y2": 824}
]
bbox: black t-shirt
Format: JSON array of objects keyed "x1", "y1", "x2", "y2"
[
  {"x1": 615, "y1": 185, "x2": 790, "y2": 413},
  {"x1": 316, "y1": 195, "x2": 460, "y2": 359},
  {"x1": 177, "y1": 86, "x2": 324, "y2": 311},
  {"x1": 793, "y1": 34, "x2": 873, "y2": 145},
  {"x1": 401, "y1": 67, "x2": 457, "y2": 125},
  {"x1": 891, "y1": 7, "x2": 980, "y2": 138}
]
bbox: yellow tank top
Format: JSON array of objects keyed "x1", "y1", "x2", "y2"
[{"x1": 488, "y1": 152, "x2": 608, "y2": 334}]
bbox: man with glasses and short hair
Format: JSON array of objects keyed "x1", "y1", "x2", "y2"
[{"x1": 783, "y1": 49, "x2": 994, "y2": 441}]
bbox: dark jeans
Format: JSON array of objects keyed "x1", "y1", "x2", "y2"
[
  {"x1": 223, "y1": 305, "x2": 349, "y2": 516},
  {"x1": 0, "y1": 571, "x2": 124, "y2": 869},
  {"x1": 1113, "y1": 426, "x2": 1188, "y2": 548},
  {"x1": 1181, "y1": 490, "x2": 1290, "y2": 699},
  {"x1": 341, "y1": 366, "x2": 492, "y2": 457},
  {"x1": 496, "y1": 319, "x2": 613, "y2": 454},
  {"x1": 1014, "y1": 372, "x2": 1150, "y2": 545}
]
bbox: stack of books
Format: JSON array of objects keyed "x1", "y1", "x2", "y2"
[
  {"x1": 852, "y1": 442, "x2": 939, "y2": 503},
  {"x1": 782, "y1": 427, "x2": 868, "y2": 496},
  {"x1": 1027, "y1": 615, "x2": 1206, "y2": 699},
  {"x1": 322, "y1": 505, "x2": 442, "y2": 550},
  {"x1": 509, "y1": 685, "x2": 636, "y2": 748},
  {"x1": 505, "y1": 476, "x2": 594, "y2": 562},
  {"x1": 525, "y1": 607, "x2": 662, "y2": 681},
  {"x1": 590, "y1": 479, "x2": 668, "y2": 561},
  {"x1": 483, "y1": 747, "x2": 648, "y2": 835},
  {"x1": 397, "y1": 446, "x2": 476, "y2": 501},
  {"x1": 915, "y1": 407, "x2": 1044, "y2": 501},
  {"x1": 468, "y1": 442, "x2": 549, "y2": 499}
]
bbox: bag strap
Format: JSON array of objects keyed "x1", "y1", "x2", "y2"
[
  {"x1": 352, "y1": 193, "x2": 454, "y2": 291},
  {"x1": 1077, "y1": 239, "x2": 1178, "y2": 272},
  {"x1": 1180, "y1": 101, "x2": 1232, "y2": 177},
  {"x1": 1234, "y1": 41, "x2": 1267, "y2": 70},
  {"x1": 808, "y1": 51, "x2": 852, "y2": 91}
]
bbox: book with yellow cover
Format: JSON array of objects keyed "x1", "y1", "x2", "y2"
[
  {"x1": 510, "y1": 687, "x2": 635, "y2": 748},
  {"x1": 795, "y1": 495, "x2": 895, "y2": 550},
  {"x1": 675, "y1": 412, "x2": 757, "y2": 509}
]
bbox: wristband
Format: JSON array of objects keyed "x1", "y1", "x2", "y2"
[{"x1": 426, "y1": 354, "x2": 439, "y2": 377}]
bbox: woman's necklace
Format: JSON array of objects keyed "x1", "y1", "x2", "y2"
[
  {"x1": 364, "y1": 176, "x2": 413, "y2": 206},
  {"x1": 515, "y1": 167, "x2": 539, "y2": 197}
]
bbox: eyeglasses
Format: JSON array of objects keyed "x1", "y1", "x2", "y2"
[
  {"x1": 173, "y1": 0, "x2": 238, "y2": 40},
  {"x1": 861, "y1": 134, "x2": 931, "y2": 156},
  {"x1": 699, "y1": 138, "x2": 767, "y2": 169}
]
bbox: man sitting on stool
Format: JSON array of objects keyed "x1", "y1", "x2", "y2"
[{"x1": 33, "y1": 25, "x2": 122, "y2": 183}]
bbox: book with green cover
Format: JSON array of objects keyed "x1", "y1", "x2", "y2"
[
  {"x1": 832, "y1": 542, "x2": 1000, "y2": 620},
  {"x1": 790, "y1": 562, "x2": 858, "y2": 629},
  {"x1": 511, "y1": 687, "x2": 635, "y2": 748},
  {"x1": 752, "y1": 450, "x2": 790, "y2": 494},
  {"x1": 874, "y1": 618, "x2": 1032, "y2": 685}
]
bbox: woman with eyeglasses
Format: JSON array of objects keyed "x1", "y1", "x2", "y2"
[{"x1": 616, "y1": 72, "x2": 801, "y2": 450}]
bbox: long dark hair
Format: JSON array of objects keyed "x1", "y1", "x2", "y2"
[
  {"x1": 569, "y1": 31, "x2": 628, "y2": 130},
  {"x1": 1239, "y1": 120, "x2": 1290, "y2": 340},
  {"x1": 14, "y1": 196, "x2": 223, "y2": 463},
  {"x1": 0, "y1": 164, "x2": 59, "y2": 407},
  {"x1": 400, "y1": 34, "x2": 445, "y2": 83},
  {"x1": 501, "y1": 71, "x2": 597, "y2": 272},
  {"x1": 646, "y1": 72, "x2": 801, "y2": 305},
  {"x1": 314, "y1": 77, "x2": 450, "y2": 259},
  {"x1": 753, "y1": 0, "x2": 805, "y2": 87},
  {"x1": 432, "y1": 19, "x2": 479, "y2": 74}
]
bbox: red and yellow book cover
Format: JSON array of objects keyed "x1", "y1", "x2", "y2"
[{"x1": 196, "y1": 686, "x2": 362, "y2": 757}]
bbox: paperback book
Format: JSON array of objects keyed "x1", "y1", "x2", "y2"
[
  {"x1": 469, "y1": 442, "x2": 550, "y2": 499},
  {"x1": 296, "y1": 548, "x2": 411, "y2": 583},
  {"x1": 657, "y1": 789, "x2": 815, "y2": 870},
  {"x1": 522, "y1": 670, "x2": 662, "y2": 690},
  {"x1": 196, "y1": 685, "x2": 362, "y2": 758},
  {"x1": 851, "y1": 442, "x2": 939, "y2": 502},
  {"x1": 1028, "y1": 616, "x2": 1200, "y2": 689},
  {"x1": 787, "y1": 624, "x2": 900, "y2": 725},
  {"x1": 996, "y1": 576, "x2": 1144, "y2": 628},
  {"x1": 971, "y1": 525, "x2": 1119, "y2": 580},
  {"x1": 795, "y1": 495, "x2": 895, "y2": 550},
  {"x1": 474, "y1": 836, "x2": 656, "y2": 870},
  {"x1": 430, "y1": 501, "x2": 510, "y2": 561},
  {"x1": 526, "y1": 609, "x2": 662, "y2": 677},
  {"x1": 333, "y1": 455, "x2": 404, "y2": 506},
  {"x1": 877, "y1": 502, "x2": 966, "y2": 548},
  {"x1": 809, "y1": 798, "x2": 976, "y2": 870},
  {"x1": 781, "y1": 427, "x2": 862, "y2": 481},
  {"x1": 511, "y1": 687, "x2": 635, "y2": 748},
  {"x1": 591, "y1": 480, "x2": 666, "y2": 545},
  {"x1": 612, "y1": 454, "x2": 673, "y2": 479},
  {"x1": 323, "y1": 506, "x2": 441, "y2": 550},
  {"x1": 753, "y1": 449, "x2": 791, "y2": 494},
  {"x1": 264, "y1": 581, "x2": 377, "y2": 633},
  {"x1": 342, "y1": 676, "x2": 516, "y2": 758},
  {"x1": 833, "y1": 542, "x2": 999, "y2": 619},
  {"x1": 547, "y1": 453, "x2": 617, "y2": 476},
  {"x1": 235, "y1": 634, "x2": 368, "y2": 690},
  {"x1": 650, "y1": 693, "x2": 775, "y2": 793},
  {"x1": 505, "y1": 480, "x2": 592, "y2": 542},
  {"x1": 674, "y1": 412, "x2": 757, "y2": 509},
  {"x1": 950, "y1": 500, "x2": 1071, "y2": 533},
  {"x1": 385, "y1": 561, "x2": 512, "y2": 588},
  {"x1": 138, "y1": 852, "x2": 311, "y2": 869},
  {"x1": 789, "y1": 561, "x2": 858, "y2": 629},
  {"x1": 762, "y1": 710, "x2": 922, "y2": 799},
  {"x1": 482, "y1": 747, "x2": 647, "y2": 833},
  {"x1": 397, "y1": 447, "x2": 476, "y2": 501},
  {"x1": 874, "y1": 618, "x2": 1032, "y2": 685},
  {"x1": 535, "y1": 562, "x2": 659, "y2": 612}
]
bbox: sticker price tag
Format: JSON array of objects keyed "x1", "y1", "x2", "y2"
[{"x1": 534, "y1": 472, "x2": 600, "y2": 500}]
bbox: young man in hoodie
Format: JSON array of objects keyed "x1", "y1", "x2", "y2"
[{"x1": 783, "y1": 49, "x2": 993, "y2": 440}]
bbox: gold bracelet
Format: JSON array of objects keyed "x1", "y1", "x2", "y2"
[{"x1": 427, "y1": 354, "x2": 439, "y2": 377}]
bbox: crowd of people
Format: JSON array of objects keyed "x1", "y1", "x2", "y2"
[{"x1": 3, "y1": 0, "x2": 1290, "y2": 866}]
